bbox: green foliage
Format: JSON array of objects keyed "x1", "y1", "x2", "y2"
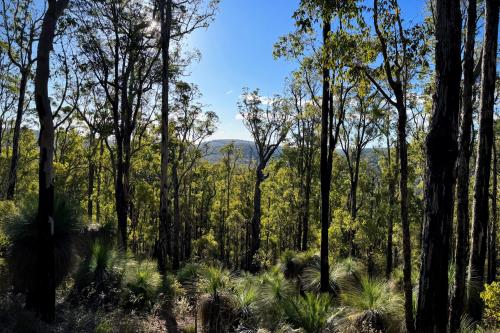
[
  {"x1": 481, "y1": 281, "x2": 500, "y2": 329},
  {"x1": 340, "y1": 276, "x2": 404, "y2": 333},
  {"x1": 4, "y1": 196, "x2": 82, "y2": 294},
  {"x1": 0, "y1": 201, "x2": 18, "y2": 256},
  {"x1": 282, "y1": 292, "x2": 332, "y2": 333},
  {"x1": 121, "y1": 259, "x2": 162, "y2": 310},
  {"x1": 197, "y1": 265, "x2": 230, "y2": 297}
]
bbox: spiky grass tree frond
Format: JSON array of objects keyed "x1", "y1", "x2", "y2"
[
  {"x1": 197, "y1": 265, "x2": 231, "y2": 298},
  {"x1": 341, "y1": 276, "x2": 404, "y2": 333},
  {"x1": 282, "y1": 292, "x2": 333, "y2": 333},
  {"x1": 121, "y1": 259, "x2": 162, "y2": 309},
  {"x1": 5, "y1": 196, "x2": 82, "y2": 293},
  {"x1": 254, "y1": 266, "x2": 295, "y2": 329},
  {"x1": 123, "y1": 259, "x2": 162, "y2": 298},
  {"x1": 301, "y1": 258, "x2": 362, "y2": 295},
  {"x1": 280, "y1": 250, "x2": 318, "y2": 280}
]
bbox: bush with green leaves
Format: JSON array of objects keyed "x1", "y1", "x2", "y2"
[
  {"x1": 301, "y1": 257, "x2": 363, "y2": 296},
  {"x1": 197, "y1": 265, "x2": 234, "y2": 333},
  {"x1": 340, "y1": 276, "x2": 403, "y2": 333},
  {"x1": 121, "y1": 259, "x2": 162, "y2": 310},
  {"x1": 4, "y1": 196, "x2": 82, "y2": 296},
  {"x1": 481, "y1": 281, "x2": 500, "y2": 329},
  {"x1": 282, "y1": 292, "x2": 333, "y2": 333}
]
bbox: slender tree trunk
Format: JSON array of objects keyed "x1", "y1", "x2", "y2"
[
  {"x1": 6, "y1": 70, "x2": 28, "y2": 199},
  {"x1": 96, "y1": 139, "x2": 103, "y2": 224},
  {"x1": 450, "y1": 0, "x2": 476, "y2": 330},
  {"x1": 158, "y1": 0, "x2": 172, "y2": 274},
  {"x1": 385, "y1": 133, "x2": 395, "y2": 279},
  {"x1": 320, "y1": 18, "x2": 331, "y2": 293},
  {"x1": 416, "y1": 0, "x2": 462, "y2": 331},
  {"x1": 32, "y1": 0, "x2": 69, "y2": 322},
  {"x1": 302, "y1": 157, "x2": 312, "y2": 251},
  {"x1": 468, "y1": 0, "x2": 499, "y2": 320},
  {"x1": 172, "y1": 160, "x2": 180, "y2": 270},
  {"x1": 487, "y1": 141, "x2": 497, "y2": 283},
  {"x1": 87, "y1": 133, "x2": 95, "y2": 222},
  {"x1": 115, "y1": 147, "x2": 128, "y2": 249},
  {"x1": 249, "y1": 166, "x2": 264, "y2": 272},
  {"x1": 397, "y1": 97, "x2": 414, "y2": 333}
]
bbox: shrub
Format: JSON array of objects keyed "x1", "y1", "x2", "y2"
[
  {"x1": 282, "y1": 292, "x2": 333, "y2": 333},
  {"x1": 177, "y1": 262, "x2": 203, "y2": 285},
  {"x1": 481, "y1": 281, "x2": 500, "y2": 329},
  {"x1": 4, "y1": 196, "x2": 82, "y2": 296},
  {"x1": 121, "y1": 259, "x2": 162, "y2": 310},
  {"x1": 197, "y1": 265, "x2": 234, "y2": 333},
  {"x1": 340, "y1": 276, "x2": 404, "y2": 333}
]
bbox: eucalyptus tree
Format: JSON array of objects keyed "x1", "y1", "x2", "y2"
[
  {"x1": 239, "y1": 88, "x2": 291, "y2": 272},
  {"x1": 277, "y1": 0, "x2": 361, "y2": 292},
  {"x1": 287, "y1": 72, "x2": 320, "y2": 252},
  {"x1": 32, "y1": 0, "x2": 70, "y2": 322},
  {"x1": 339, "y1": 83, "x2": 382, "y2": 256},
  {"x1": 416, "y1": 0, "x2": 462, "y2": 331},
  {"x1": 157, "y1": 0, "x2": 218, "y2": 274},
  {"x1": 170, "y1": 82, "x2": 217, "y2": 269},
  {"x1": 450, "y1": 0, "x2": 478, "y2": 330},
  {"x1": 76, "y1": 0, "x2": 161, "y2": 250},
  {"x1": 357, "y1": 1, "x2": 429, "y2": 329},
  {"x1": 1, "y1": 0, "x2": 42, "y2": 199},
  {"x1": 468, "y1": 0, "x2": 499, "y2": 321}
]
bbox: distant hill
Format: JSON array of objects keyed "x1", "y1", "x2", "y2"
[
  {"x1": 202, "y1": 139, "x2": 282, "y2": 163},
  {"x1": 203, "y1": 139, "x2": 383, "y2": 167}
]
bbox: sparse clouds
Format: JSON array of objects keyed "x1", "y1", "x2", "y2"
[{"x1": 225, "y1": 90, "x2": 233, "y2": 95}]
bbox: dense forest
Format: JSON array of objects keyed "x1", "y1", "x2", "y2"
[{"x1": 0, "y1": 0, "x2": 498, "y2": 332}]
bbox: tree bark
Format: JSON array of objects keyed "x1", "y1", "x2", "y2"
[
  {"x1": 450, "y1": 0, "x2": 476, "y2": 330},
  {"x1": 320, "y1": 17, "x2": 332, "y2": 293},
  {"x1": 468, "y1": 0, "x2": 499, "y2": 320},
  {"x1": 6, "y1": 70, "x2": 28, "y2": 199},
  {"x1": 172, "y1": 160, "x2": 180, "y2": 270},
  {"x1": 33, "y1": 0, "x2": 69, "y2": 322},
  {"x1": 487, "y1": 141, "x2": 497, "y2": 283},
  {"x1": 158, "y1": 0, "x2": 172, "y2": 274},
  {"x1": 249, "y1": 166, "x2": 264, "y2": 272},
  {"x1": 416, "y1": 0, "x2": 462, "y2": 331}
]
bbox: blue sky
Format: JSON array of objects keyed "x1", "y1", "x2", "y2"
[{"x1": 186, "y1": 0, "x2": 426, "y2": 141}]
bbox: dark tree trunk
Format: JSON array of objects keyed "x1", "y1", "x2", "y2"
[
  {"x1": 302, "y1": 158, "x2": 312, "y2": 251},
  {"x1": 320, "y1": 18, "x2": 331, "y2": 293},
  {"x1": 396, "y1": 96, "x2": 414, "y2": 333},
  {"x1": 32, "y1": 0, "x2": 69, "y2": 322},
  {"x1": 450, "y1": 0, "x2": 476, "y2": 330},
  {"x1": 6, "y1": 70, "x2": 28, "y2": 199},
  {"x1": 468, "y1": 0, "x2": 499, "y2": 320},
  {"x1": 249, "y1": 166, "x2": 264, "y2": 272},
  {"x1": 87, "y1": 133, "x2": 96, "y2": 221},
  {"x1": 385, "y1": 133, "x2": 395, "y2": 279},
  {"x1": 487, "y1": 141, "x2": 497, "y2": 283},
  {"x1": 172, "y1": 161, "x2": 180, "y2": 270},
  {"x1": 416, "y1": 0, "x2": 462, "y2": 331},
  {"x1": 158, "y1": 0, "x2": 172, "y2": 274},
  {"x1": 96, "y1": 139, "x2": 104, "y2": 224},
  {"x1": 115, "y1": 147, "x2": 128, "y2": 249}
]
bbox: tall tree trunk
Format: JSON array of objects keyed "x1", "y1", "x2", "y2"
[
  {"x1": 468, "y1": 0, "x2": 499, "y2": 320},
  {"x1": 96, "y1": 139, "x2": 103, "y2": 225},
  {"x1": 6, "y1": 70, "x2": 28, "y2": 199},
  {"x1": 115, "y1": 145, "x2": 128, "y2": 249},
  {"x1": 397, "y1": 97, "x2": 414, "y2": 333},
  {"x1": 450, "y1": 0, "x2": 476, "y2": 330},
  {"x1": 32, "y1": 0, "x2": 69, "y2": 322},
  {"x1": 416, "y1": 0, "x2": 462, "y2": 331},
  {"x1": 487, "y1": 141, "x2": 497, "y2": 283},
  {"x1": 87, "y1": 133, "x2": 95, "y2": 222},
  {"x1": 385, "y1": 132, "x2": 395, "y2": 279},
  {"x1": 302, "y1": 157, "x2": 312, "y2": 251},
  {"x1": 172, "y1": 160, "x2": 180, "y2": 270},
  {"x1": 158, "y1": 0, "x2": 172, "y2": 274},
  {"x1": 320, "y1": 18, "x2": 331, "y2": 293},
  {"x1": 249, "y1": 166, "x2": 264, "y2": 272}
]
